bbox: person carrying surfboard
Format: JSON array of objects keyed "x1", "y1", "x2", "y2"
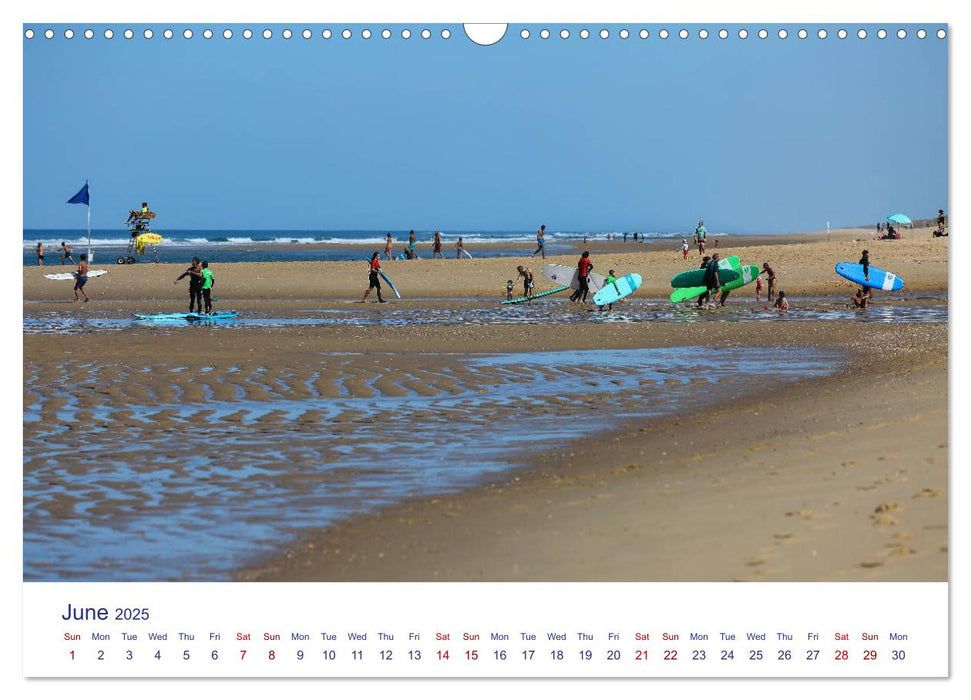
[
  {"x1": 859, "y1": 250, "x2": 870, "y2": 281},
  {"x1": 456, "y1": 237, "x2": 467, "y2": 259},
  {"x1": 362, "y1": 252, "x2": 387, "y2": 303},
  {"x1": 73, "y1": 253, "x2": 90, "y2": 303},
  {"x1": 701, "y1": 252, "x2": 722, "y2": 308},
  {"x1": 569, "y1": 251, "x2": 594, "y2": 305},
  {"x1": 599, "y1": 269, "x2": 621, "y2": 311},
  {"x1": 531, "y1": 225, "x2": 546, "y2": 259}
]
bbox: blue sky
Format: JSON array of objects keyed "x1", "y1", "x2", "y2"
[{"x1": 23, "y1": 24, "x2": 947, "y2": 233}]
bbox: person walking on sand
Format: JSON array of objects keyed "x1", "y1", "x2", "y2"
[
  {"x1": 569, "y1": 251, "x2": 594, "y2": 305},
  {"x1": 761, "y1": 262, "x2": 777, "y2": 302},
  {"x1": 695, "y1": 220, "x2": 707, "y2": 256},
  {"x1": 599, "y1": 269, "x2": 622, "y2": 311},
  {"x1": 174, "y1": 257, "x2": 204, "y2": 314},
  {"x1": 73, "y1": 253, "x2": 90, "y2": 303},
  {"x1": 702, "y1": 252, "x2": 723, "y2": 308},
  {"x1": 755, "y1": 273, "x2": 764, "y2": 302},
  {"x1": 695, "y1": 256, "x2": 711, "y2": 308},
  {"x1": 362, "y1": 252, "x2": 386, "y2": 303},
  {"x1": 516, "y1": 265, "x2": 535, "y2": 299},
  {"x1": 773, "y1": 290, "x2": 789, "y2": 312},
  {"x1": 432, "y1": 230, "x2": 443, "y2": 259},
  {"x1": 936, "y1": 209, "x2": 947, "y2": 237},
  {"x1": 200, "y1": 261, "x2": 216, "y2": 315},
  {"x1": 681, "y1": 238, "x2": 690, "y2": 261},
  {"x1": 384, "y1": 233, "x2": 394, "y2": 260},
  {"x1": 531, "y1": 224, "x2": 546, "y2": 259},
  {"x1": 60, "y1": 242, "x2": 76, "y2": 266},
  {"x1": 456, "y1": 237, "x2": 467, "y2": 259},
  {"x1": 36, "y1": 242, "x2": 44, "y2": 266}
]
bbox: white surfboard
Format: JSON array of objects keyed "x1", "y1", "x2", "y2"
[
  {"x1": 44, "y1": 270, "x2": 108, "y2": 281},
  {"x1": 541, "y1": 264, "x2": 607, "y2": 292}
]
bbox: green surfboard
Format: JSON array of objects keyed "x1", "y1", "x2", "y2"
[
  {"x1": 670, "y1": 262, "x2": 760, "y2": 303},
  {"x1": 670, "y1": 255, "x2": 741, "y2": 289}
]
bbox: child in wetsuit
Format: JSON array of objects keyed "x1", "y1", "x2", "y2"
[
  {"x1": 506, "y1": 280, "x2": 514, "y2": 300},
  {"x1": 201, "y1": 261, "x2": 215, "y2": 315}
]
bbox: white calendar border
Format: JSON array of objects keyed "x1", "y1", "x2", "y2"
[{"x1": 6, "y1": 0, "x2": 964, "y2": 697}]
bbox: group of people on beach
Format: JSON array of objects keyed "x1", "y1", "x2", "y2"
[
  {"x1": 384, "y1": 230, "x2": 468, "y2": 260},
  {"x1": 173, "y1": 257, "x2": 217, "y2": 315},
  {"x1": 35, "y1": 241, "x2": 78, "y2": 266}
]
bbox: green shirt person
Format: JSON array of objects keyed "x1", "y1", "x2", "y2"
[{"x1": 200, "y1": 261, "x2": 216, "y2": 315}]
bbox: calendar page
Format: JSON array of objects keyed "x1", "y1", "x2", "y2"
[{"x1": 14, "y1": 0, "x2": 959, "y2": 695}]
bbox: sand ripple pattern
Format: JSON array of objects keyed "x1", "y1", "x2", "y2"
[{"x1": 23, "y1": 348, "x2": 838, "y2": 581}]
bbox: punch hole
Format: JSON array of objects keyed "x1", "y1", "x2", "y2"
[
  {"x1": 838, "y1": 29, "x2": 847, "y2": 39},
  {"x1": 659, "y1": 29, "x2": 669, "y2": 39},
  {"x1": 718, "y1": 29, "x2": 728, "y2": 39},
  {"x1": 223, "y1": 29, "x2": 233, "y2": 39},
  {"x1": 639, "y1": 29, "x2": 648, "y2": 39},
  {"x1": 679, "y1": 29, "x2": 689, "y2": 39},
  {"x1": 242, "y1": 29, "x2": 253, "y2": 40},
  {"x1": 64, "y1": 29, "x2": 74, "y2": 39},
  {"x1": 323, "y1": 29, "x2": 333, "y2": 39},
  {"x1": 144, "y1": 29, "x2": 153, "y2": 39},
  {"x1": 303, "y1": 29, "x2": 312, "y2": 39},
  {"x1": 580, "y1": 29, "x2": 590, "y2": 39},
  {"x1": 758, "y1": 29, "x2": 768, "y2": 39},
  {"x1": 738, "y1": 29, "x2": 748, "y2": 39},
  {"x1": 441, "y1": 29, "x2": 451, "y2": 39},
  {"x1": 184, "y1": 29, "x2": 193, "y2": 39},
  {"x1": 44, "y1": 29, "x2": 54, "y2": 39},
  {"x1": 361, "y1": 29, "x2": 372, "y2": 39},
  {"x1": 341, "y1": 29, "x2": 351, "y2": 39},
  {"x1": 520, "y1": 29, "x2": 529, "y2": 39},
  {"x1": 619, "y1": 29, "x2": 630, "y2": 39},
  {"x1": 105, "y1": 29, "x2": 114, "y2": 39},
  {"x1": 817, "y1": 29, "x2": 827, "y2": 39},
  {"x1": 540, "y1": 29, "x2": 550, "y2": 39},
  {"x1": 421, "y1": 29, "x2": 431, "y2": 39},
  {"x1": 400, "y1": 29, "x2": 410, "y2": 39},
  {"x1": 24, "y1": 28, "x2": 34, "y2": 39},
  {"x1": 163, "y1": 29, "x2": 173, "y2": 39},
  {"x1": 916, "y1": 29, "x2": 926, "y2": 39},
  {"x1": 282, "y1": 29, "x2": 292, "y2": 40},
  {"x1": 857, "y1": 29, "x2": 867, "y2": 39},
  {"x1": 937, "y1": 29, "x2": 946, "y2": 39},
  {"x1": 203, "y1": 29, "x2": 213, "y2": 39},
  {"x1": 897, "y1": 29, "x2": 907, "y2": 39},
  {"x1": 124, "y1": 29, "x2": 134, "y2": 39},
  {"x1": 778, "y1": 29, "x2": 788, "y2": 39},
  {"x1": 798, "y1": 29, "x2": 808, "y2": 39},
  {"x1": 560, "y1": 29, "x2": 570, "y2": 39},
  {"x1": 698, "y1": 29, "x2": 708, "y2": 39},
  {"x1": 877, "y1": 29, "x2": 887, "y2": 39},
  {"x1": 382, "y1": 29, "x2": 391, "y2": 39},
  {"x1": 84, "y1": 29, "x2": 94, "y2": 39},
  {"x1": 263, "y1": 29, "x2": 273, "y2": 39},
  {"x1": 599, "y1": 29, "x2": 609, "y2": 39}
]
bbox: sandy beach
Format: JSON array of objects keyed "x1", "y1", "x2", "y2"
[{"x1": 22, "y1": 228, "x2": 948, "y2": 582}]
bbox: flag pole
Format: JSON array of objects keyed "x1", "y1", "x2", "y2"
[{"x1": 87, "y1": 180, "x2": 92, "y2": 263}]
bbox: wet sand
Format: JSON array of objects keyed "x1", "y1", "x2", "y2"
[{"x1": 22, "y1": 228, "x2": 948, "y2": 582}]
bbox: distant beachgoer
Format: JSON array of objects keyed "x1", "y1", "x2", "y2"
[
  {"x1": 623, "y1": 233, "x2": 628, "y2": 243},
  {"x1": 73, "y1": 254, "x2": 89, "y2": 303},
  {"x1": 60, "y1": 242, "x2": 76, "y2": 266},
  {"x1": 852, "y1": 287, "x2": 870, "y2": 310},
  {"x1": 695, "y1": 220, "x2": 707, "y2": 255},
  {"x1": 860, "y1": 249, "x2": 870, "y2": 281},
  {"x1": 506, "y1": 280, "x2": 514, "y2": 300},
  {"x1": 681, "y1": 238, "x2": 690, "y2": 260},
  {"x1": 570, "y1": 251, "x2": 593, "y2": 304},
  {"x1": 755, "y1": 275, "x2": 764, "y2": 302},
  {"x1": 516, "y1": 265, "x2": 534, "y2": 298},
  {"x1": 408, "y1": 230, "x2": 417, "y2": 258},
  {"x1": 174, "y1": 257, "x2": 204, "y2": 313},
  {"x1": 201, "y1": 261, "x2": 215, "y2": 315},
  {"x1": 36, "y1": 242, "x2": 44, "y2": 266},
  {"x1": 384, "y1": 233, "x2": 394, "y2": 260},
  {"x1": 877, "y1": 222, "x2": 882, "y2": 234},
  {"x1": 362, "y1": 252, "x2": 386, "y2": 303},
  {"x1": 531, "y1": 224, "x2": 546, "y2": 259},
  {"x1": 761, "y1": 262, "x2": 777, "y2": 301},
  {"x1": 774, "y1": 291, "x2": 789, "y2": 312},
  {"x1": 936, "y1": 209, "x2": 947, "y2": 237},
  {"x1": 583, "y1": 235, "x2": 588, "y2": 244},
  {"x1": 456, "y1": 237, "x2": 466, "y2": 259},
  {"x1": 633, "y1": 232, "x2": 638, "y2": 242},
  {"x1": 714, "y1": 239, "x2": 719, "y2": 249},
  {"x1": 432, "y1": 230, "x2": 443, "y2": 259}
]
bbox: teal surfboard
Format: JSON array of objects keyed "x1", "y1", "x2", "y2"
[
  {"x1": 593, "y1": 273, "x2": 642, "y2": 306},
  {"x1": 134, "y1": 311, "x2": 238, "y2": 320},
  {"x1": 501, "y1": 285, "x2": 569, "y2": 305}
]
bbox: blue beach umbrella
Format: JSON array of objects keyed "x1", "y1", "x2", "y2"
[{"x1": 887, "y1": 213, "x2": 913, "y2": 225}]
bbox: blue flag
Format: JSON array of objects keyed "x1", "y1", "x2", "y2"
[{"x1": 67, "y1": 182, "x2": 89, "y2": 206}]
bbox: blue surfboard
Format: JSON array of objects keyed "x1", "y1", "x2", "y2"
[
  {"x1": 835, "y1": 263, "x2": 904, "y2": 291},
  {"x1": 593, "y1": 273, "x2": 642, "y2": 306},
  {"x1": 363, "y1": 259, "x2": 401, "y2": 299}
]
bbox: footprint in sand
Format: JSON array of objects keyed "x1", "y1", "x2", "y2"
[
  {"x1": 913, "y1": 488, "x2": 941, "y2": 499},
  {"x1": 773, "y1": 533, "x2": 796, "y2": 543},
  {"x1": 874, "y1": 502, "x2": 902, "y2": 513},
  {"x1": 786, "y1": 509, "x2": 822, "y2": 520},
  {"x1": 860, "y1": 561, "x2": 884, "y2": 569}
]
